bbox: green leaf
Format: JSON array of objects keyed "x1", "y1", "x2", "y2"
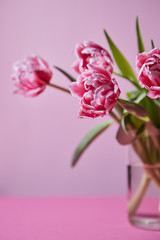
[
  {"x1": 151, "y1": 39, "x2": 155, "y2": 49},
  {"x1": 116, "y1": 124, "x2": 136, "y2": 145},
  {"x1": 136, "y1": 123, "x2": 145, "y2": 136},
  {"x1": 136, "y1": 16, "x2": 145, "y2": 53},
  {"x1": 104, "y1": 30, "x2": 140, "y2": 88},
  {"x1": 117, "y1": 98, "x2": 150, "y2": 122},
  {"x1": 116, "y1": 113, "x2": 145, "y2": 145},
  {"x1": 71, "y1": 120, "x2": 113, "y2": 167},
  {"x1": 127, "y1": 89, "x2": 146, "y2": 102},
  {"x1": 113, "y1": 71, "x2": 135, "y2": 82},
  {"x1": 122, "y1": 113, "x2": 144, "y2": 132},
  {"x1": 153, "y1": 99, "x2": 160, "y2": 107},
  {"x1": 141, "y1": 97, "x2": 160, "y2": 128},
  {"x1": 121, "y1": 113, "x2": 131, "y2": 132},
  {"x1": 54, "y1": 66, "x2": 76, "y2": 82},
  {"x1": 127, "y1": 90, "x2": 140, "y2": 100},
  {"x1": 134, "y1": 91, "x2": 147, "y2": 104}
]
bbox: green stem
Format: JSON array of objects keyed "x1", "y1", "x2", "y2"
[
  {"x1": 47, "y1": 82, "x2": 70, "y2": 94},
  {"x1": 110, "y1": 111, "x2": 120, "y2": 124},
  {"x1": 115, "y1": 103, "x2": 123, "y2": 117},
  {"x1": 128, "y1": 173, "x2": 151, "y2": 218},
  {"x1": 128, "y1": 166, "x2": 160, "y2": 218}
]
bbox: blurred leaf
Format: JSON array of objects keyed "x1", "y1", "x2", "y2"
[
  {"x1": 116, "y1": 125, "x2": 136, "y2": 145},
  {"x1": 121, "y1": 113, "x2": 142, "y2": 134},
  {"x1": 71, "y1": 120, "x2": 113, "y2": 167},
  {"x1": 146, "y1": 122, "x2": 160, "y2": 156},
  {"x1": 136, "y1": 123, "x2": 145, "y2": 136},
  {"x1": 127, "y1": 90, "x2": 140, "y2": 100},
  {"x1": 104, "y1": 30, "x2": 140, "y2": 88},
  {"x1": 116, "y1": 113, "x2": 145, "y2": 145},
  {"x1": 113, "y1": 71, "x2": 135, "y2": 82},
  {"x1": 129, "y1": 114, "x2": 144, "y2": 130},
  {"x1": 54, "y1": 66, "x2": 76, "y2": 82},
  {"x1": 134, "y1": 91, "x2": 147, "y2": 104},
  {"x1": 153, "y1": 99, "x2": 160, "y2": 107},
  {"x1": 147, "y1": 121, "x2": 160, "y2": 136},
  {"x1": 127, "y1": 90, "x2": 146, "y2": 103},
  {"x1": 117, "y1": 98, "x2": 150, "y2": 122},
  {"x1": 151, "y1": 39, "x2": 155, "y2": 49},
  {"x1": 141, "y1": 97, "x2": 160, "y2": 128},
  {"x1": 121, "y1": 113, "x2": 131, "y2": 132},
  {"x1": 136, "y1": 16, "x2": 145, "y2": 53}
]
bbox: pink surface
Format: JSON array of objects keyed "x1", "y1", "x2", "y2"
[
  {"x1": 0, "y1": 197, "x2": 159, "y2": 240},
  {"x1": 1, "y1": 0, "x2": 160, "y2": 196}
]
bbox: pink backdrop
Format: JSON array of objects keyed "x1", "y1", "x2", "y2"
[{"x1": 0, "y1": 0, "x2": 160, "y2": 196}]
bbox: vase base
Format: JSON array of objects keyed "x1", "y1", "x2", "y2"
[{"x1": 129, "y1": 215, "x2": 160, "y2": 231}]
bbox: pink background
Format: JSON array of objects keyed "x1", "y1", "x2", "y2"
[{"x1": 0, "y1": 0, "x2": 160, "y2": 196}]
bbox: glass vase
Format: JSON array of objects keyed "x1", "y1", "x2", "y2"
[{"x1": 127, "y1": 145, "x2": 160, "y2": 231}]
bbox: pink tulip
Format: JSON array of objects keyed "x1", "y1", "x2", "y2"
[
  {"x1": 12, "y1": 55, "x2": 52, "y2": 97},
  {"x1": 69, "y1": 65, "x2": 120, "y2": 118},
  {"x1": 72, "y1": 41, "x2": 113, "y2": 74},
  {"x1": 136, "y1": 48, "x2": 160, "y2": 99}
]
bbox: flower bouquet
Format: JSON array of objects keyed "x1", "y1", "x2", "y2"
[{"x1": 11, "y1": 17, "x2": 160, "y2": 230}]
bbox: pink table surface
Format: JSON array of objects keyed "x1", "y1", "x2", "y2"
[{"x1": 0, "y1": 197, "x2": 159, "y2": 240}]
